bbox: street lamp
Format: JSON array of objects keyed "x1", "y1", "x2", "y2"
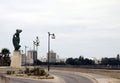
[
  {"x1": 33, "y1": 36, "x2": 40, "y2": 51},
  {"x1": 33, "y1": 36, "x2": 40, "y2": 65},
  {"x1": 36, "y1": 36, "x2": 40, "y2": 52},
  {"x1": 48, "y1": 32, "x2": 55, "y2": 71}
]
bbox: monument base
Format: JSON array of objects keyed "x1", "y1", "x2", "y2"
[{"x1": 11, "y1": 51, "x2": 22, "y2": 68}]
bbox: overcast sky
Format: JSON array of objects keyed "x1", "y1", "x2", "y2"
[{"x1": 0, "y1": 0, "x2": 120, "y2": 59}]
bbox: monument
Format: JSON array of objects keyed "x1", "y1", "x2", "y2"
[{"x1": 11, "y1": 29, "x2": 22, "y2": 68}]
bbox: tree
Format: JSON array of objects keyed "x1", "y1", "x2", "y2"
[
  {"x1": 0, "y1": 48, "x2": 11, "y2": 66},
  {"x1": 100, "y1": 57, "x2": 120, "y2": 65},
  {"x1": 83, "y1": 58, "x2": 95, "y2": 65},
  {"x1": 34, "y1": 59, "x2": 42, "y2": 65},
  {"x1": 66, "y1": 58, "x2": 75, "y2": 65},
  {"x1": 1, "y1": 48, "x2": 10, "y2": 57},
  {"x1": 66, "y1": 56, "x2": 95, "y2": 65}
]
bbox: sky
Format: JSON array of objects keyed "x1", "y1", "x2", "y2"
[{"x1": 0, "y1": 0, "x2": 120, "y2": 59}]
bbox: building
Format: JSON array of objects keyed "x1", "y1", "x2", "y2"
[
  {"x1": 26, "y1": 50, "x2": 37, "y2": 64},
  {"x1": 56, "y1": 55, "x2": 66, "y2": 63},
  {"x1": 91, "y1": 57, "x2": 101, "y2": 64},
  {"x1": 47, "y1": 50, "x2": 56, "y2": 63},
  {"x1": 21, "y1": 54, "x2": 26, "y2": 65},
  {"x1": 40, "y1": 56, "x2": 47, "y2": 62}
]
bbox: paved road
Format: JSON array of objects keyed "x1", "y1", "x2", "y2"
[
  {"x1": 50, "y1": 71, "x2": 93, "y2": 83},
  {"x1": 0, "y1": 75, "x2": 52, "y2": 83},
  {"x1": 0, "y1": 70, "x2": 94, "y2": 83}
]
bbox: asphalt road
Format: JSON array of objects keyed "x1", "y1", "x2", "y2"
[
  {"x1": 0, "y1": 70, "x2": 94, "y2": 83},
  {"x1": 50, "y1": 71, "x2": 93, "y2": 83},
  {"x1": 0, "y1": 76, "x2": 52, "y2": 83}
]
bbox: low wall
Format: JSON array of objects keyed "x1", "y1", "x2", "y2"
[{"x1": 0, "y1": 74, "x2": 10, "y2": 83}]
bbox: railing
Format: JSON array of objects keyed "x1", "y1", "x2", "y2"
[{"x1": 42, "y1": 65, "x2": 120, "y2": 70}]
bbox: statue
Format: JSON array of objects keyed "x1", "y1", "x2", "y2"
[{"x1": 12, "y1": 29, "x2": 22, "y2": 51}]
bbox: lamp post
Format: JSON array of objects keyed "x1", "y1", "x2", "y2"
[
  {"x1": 36, "y1": 36, "x2": 40, "y2": 54},
  {"x1": 33, "y1": 41, "x2": 35, "y2": 51},
  {"x1": 48, "y1": 32, "x2": 55, "y2": 71},
  {"x1": 25, "y1": 46, "x2": 28, "y2": 66},
  {"x1": 33, "y1": 36, "x2": 40, "y2": 65},
  {"x1": 33, "y1": 36, "x2": 40, "y2": 51}
]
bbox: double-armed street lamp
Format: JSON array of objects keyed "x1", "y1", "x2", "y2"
[
  {"x1": 33, "y1": 36, "x2": 40, "y2": 65},
  {"x1": 33, "y1": 36, "x2": 40, "y2": 53},
  {"x1": 48, "y1": 32, "x2": 55, "y2": 71}
]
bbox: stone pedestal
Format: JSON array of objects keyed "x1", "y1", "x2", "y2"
[{"x1": 11, "y1": 51, "x2": 22, "y2": 68}]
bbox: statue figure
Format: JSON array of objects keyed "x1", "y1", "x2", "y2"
[{"x1": 12, "y1": 29, "x2": 22, "y2": 51}]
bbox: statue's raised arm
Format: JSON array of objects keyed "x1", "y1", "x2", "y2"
[{"x1": 12, "y1": 29, "x2": 22, "y2": 51}]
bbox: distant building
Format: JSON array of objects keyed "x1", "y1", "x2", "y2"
[
  {"x1": 40, "y1": 56, "x2": 47, "y2": 62},
  {"x1": 56, "y1": 55, "x2": 66, "y2": 63},
  {"x1": 47, "y1": 50, "x2": 56, "y2": 63},
  {"x1": 26, "y1": 50, "x2": 37, "y2": 64},
  {"x1": 56, "y1": 55, "x2": 60, "y2": 62},
  {"x1": 59, "y1": 58, "x2": 66, "y2": 63},
  {"x1": 21, "y1": 54, "x2": 26, "y2": 65},
  {"x1": 91, "y1": 57, "x2": 100, "y2": 64}
]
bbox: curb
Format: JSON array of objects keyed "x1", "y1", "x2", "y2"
[{"x1": 1, "y1": 73, "x2": 66, "y2": 83}]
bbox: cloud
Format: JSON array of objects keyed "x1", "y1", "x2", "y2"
[{"x1": 0, "y1": 0, "x2": 120, "y2": 58}]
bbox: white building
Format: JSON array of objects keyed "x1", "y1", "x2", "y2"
[
  {"x1": 91, "y1": 57, "x2": 101, "y2": 64},
  {"x1": 40, "y1": 56, "x2": 47, "y2": 62},
  {"x1": 21, "y1": 54, "x2": 26, "y2": 65},
  {"x1": 26, "y1": 50, "x2": 37, "y2": 64},
  {"x1": 47, "y1": 51, "x2": 56, "y2": 63}
]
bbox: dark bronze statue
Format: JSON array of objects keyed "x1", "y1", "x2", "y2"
[{"x1": 12, "y1": 29, "x2": 22, "y2": 51}]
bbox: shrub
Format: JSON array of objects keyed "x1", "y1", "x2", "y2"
[
  {"x1": 18, "y1": 69, "x2": 23, "y2": 74},
  {"x1": 24, "y1": 68, "x2": 30, "y2": 74},
  {"x1": 39, "y1": 69, "x2": 46, "y2": 76},
  {"x1": 6, "y1": 70, "x2": 15, "y2": 75},
  {"x1": 33, "y1": 68, "x2": 46, "y2": 76},
  {"x1": 45, "y1": 73, "x2": 49, "y2": 77},
  {"x1": 27, "y1": 73, "x2": 31, "y2": 76},
  {"x1": 24, "y1": 67, "x2": 46, "y2": 76}
]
